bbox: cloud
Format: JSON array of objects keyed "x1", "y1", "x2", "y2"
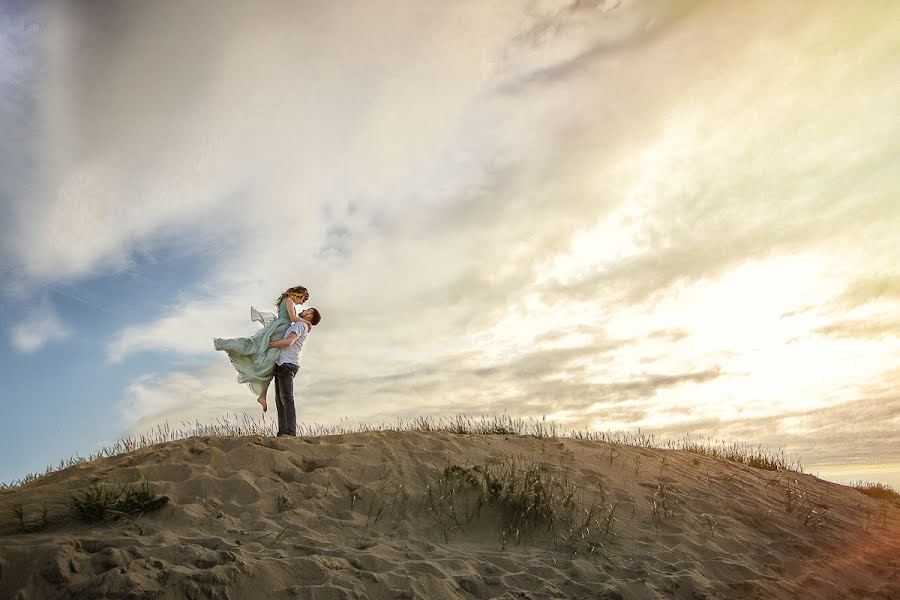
[
  {"x1": 9, "y1": 302, "x2": 73, "y2": 353},
  {"x1": 106, "y1": 302, "x2": 246, "y2": 363},
  {"x1": 108, "y1": 1, "x2": 899, "y2": 418},
  {"x1": 119, "y1": 363, "x2": 258, "y2": 436},
  {"x1": 693, "y1": 393, "x2": 900, "y2": 470},
  {"x1": 816, "y1": 318, "x2": 900, "y2": 341},
  {"x1": 122, "y1": 336, "x2": 723, "y2": 434}
]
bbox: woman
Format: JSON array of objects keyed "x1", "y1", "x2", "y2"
[{"x1": 213, "y1": 285, "x2": 309, "y2": 412}]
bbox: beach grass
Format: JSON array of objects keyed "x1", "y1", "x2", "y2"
[
  {"x1": 2, "y1": 413, "x2": 805, "y2": 490},
  {"x1": 70, "y1": 479, "x2": 169, "y2": 523},
  {"x1": 851, "y1": 481, "x2": 900, "y2": 504},
  {"x1": 425, "y1": 457, "x2": 616, "y2": 552}
]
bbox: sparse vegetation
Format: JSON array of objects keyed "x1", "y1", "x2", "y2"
[
  {"x1": 676, "y1": 435, "x2": 802, "y2": 472},
  {"x1": 344, "y1": 481, "x2": 361, "y2": 513},
  {"x1": 851, "y1": 481, "x2": 900, "y2": 505},
  {"x1": 0, "y1": 413, "x2": 819, "y2": 492},
  {"x1": 650, "y1": 484, "x2": 679, "y2": 524},
  {"x1": 276, "y1": 494, "x2": 293, "y2": 513},
  {"x1": 362, "y1": 465, "x2": 408, "y2": 527},
  {"x1": 690, "y1": 512, "x2": 719, "y2": 535},
  {"x1": 778, "y1": 478, "x2": 827, "y2": 529},
  {"x1": 9, "y1": 504, "x2": 27, "y2": 532},
  {"x1": 6, "y1": 500, "x2": 57, "y2": 533},
  {"x1": 425, "y1": 457, "x2": 617, "y2": 552},
  {"x1": 70, "y1": 479, "x2": 168, "y2": 523},
  {"x1": 4, "y1": 479, "x2": 168, "y2": 532}
]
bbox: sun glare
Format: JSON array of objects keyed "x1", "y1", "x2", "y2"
[{"x1": 479, "y1": 231, "x2": 900, "y2": 433}]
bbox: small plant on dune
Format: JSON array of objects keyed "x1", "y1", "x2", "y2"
[
  {"x1": 276, "y1": 494, "x2": 293, "y2": 513},
  {"x1": 601, "y1": 502, "x2": 618, "y2": 536},
  {"x1": 864, "y1": 502, "x2": 892, "y2": 531},
  {"x1": 424, "y1": 464, "x2": 484, "y2": 542},
  {"x1": 364, "y1": 465, "x2": 409, "y2": 527},
  {"x1": 425, "y1": 457, "x2": 617, "y2": 551},
  {"x1": 4, "y1": 501, "x2": 51, "y2": 533},
  {"x1": 344, "y1": 481, "x2": 361, "y2": 513},
  {"x1": 779, "y1": 478, "x2": 827, "y2": 529},
  {"x1": 659, "y1": 456, "x2": 671, "y2": 474},
  {"x1": 650, "y1": 484, "x2": 679, "y2": 525},
  {"x1": 11, "y1": 504, "x2": 24, "y2": 528},
  {"x1": 492, "y1": 461, "x2": 567, "y2": 545},
  {"x1": 553, "y1": 477, "x2": 618, "y2": 556},
  {"x1": 690, "y1": 513, "x2": 719, "y2": 535},
  {"x1": 606, "y1": 446, "x2": 621, "y2": 467},
  {"x1": 801, "y1": 506, "x2": 827, "y2": 529},
  {"x1": 7, "y1": 503, "x2": 34, "y2": 533},
  {"x1": 555, "y1": 499, "x2": 611, "y2": 556},
  {"x1": 117, "y1": 482, "x2": 168, "y2": 515},
  {"x1": 388, "y1": 479, "x2": 410, "y2": 525},
  {"x1": 70, "y1": 479, "x2": 168, "y2": 523},
  {"x1": 783, "y1": 484, "x2": 799, "y2": 514}
]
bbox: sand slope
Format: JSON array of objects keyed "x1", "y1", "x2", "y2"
[{"x1": 1, "y1": 430, "x2": 898, "y2": 599}]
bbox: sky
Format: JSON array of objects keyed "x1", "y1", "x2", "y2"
[{"x1": 1, "y1": 0, "x2": 898, "y2": 488}]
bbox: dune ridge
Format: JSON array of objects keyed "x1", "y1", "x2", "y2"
[{"x1": 1, "y1": 430, "x2": 898, "y2": 599}]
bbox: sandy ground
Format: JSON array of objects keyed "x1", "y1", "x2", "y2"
[{"x1": 1, "y1": 430, "x2": 898, "y2": 599}]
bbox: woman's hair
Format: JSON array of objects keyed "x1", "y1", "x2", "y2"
[
  {"x1": 276, "y1": 285, "x2": 309, "y2": 308},
  {"x1": 307, "y1": 308, "x2": 322, "y2": 326}
]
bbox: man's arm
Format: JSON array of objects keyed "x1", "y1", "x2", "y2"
[{"x1": 269, "y1": 332, "x2": 299, "y2": 349}]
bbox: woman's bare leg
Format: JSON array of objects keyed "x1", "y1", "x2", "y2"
[{"x1": 257, "y1": 380, "x2": 271, "y2": 412}]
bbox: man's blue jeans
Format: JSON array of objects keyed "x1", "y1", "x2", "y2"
[{"x1": 273, "y1": 362, "x2": 299, "y2": 436}]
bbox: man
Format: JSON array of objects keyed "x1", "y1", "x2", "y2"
[{"x1": 267, "y1": 307, "x2": 321, "y2": 436}]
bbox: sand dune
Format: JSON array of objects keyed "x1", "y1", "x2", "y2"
[{"x1": 1, "y1": 430, "x2": 898, "y2": 599}]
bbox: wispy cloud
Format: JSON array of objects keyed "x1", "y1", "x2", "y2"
[{"x1": 9, "y1": 302, "x2": 73, "y2": 353}]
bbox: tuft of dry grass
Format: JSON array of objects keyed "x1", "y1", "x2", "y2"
[
  {"x1": 70, "y1": 479, "x2": 169, "y2": 523},
  {"x1": 425, "y1": 456, "x2": 616, "y2": 553},
  {"x1": 2, "y1": 479, "x2": 168, "y2": 534},
  {"x1": 675, "y1": 435, "x2": 803, "y2": 472},
  {"x1": 851, "y1": 481, "x2": 900, "y2": 505},
  {"x1": 650, "y1": 484, "x2": 679, "y2": 524}
]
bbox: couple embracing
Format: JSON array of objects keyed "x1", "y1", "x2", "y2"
[{"x1": 213, "y1": 285, "x2": 322, "y2": 436}]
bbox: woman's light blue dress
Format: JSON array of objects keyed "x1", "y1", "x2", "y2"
[{"x1": 214, "y1": 300, "x2": 291, "y2": 395}]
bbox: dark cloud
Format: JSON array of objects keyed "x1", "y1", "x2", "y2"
[
  {"x1": 631, "y1": 394, "x2": 900, "y2": 469},
  {"x1": 502, "y1": 0, "x2": 703, "y2": 92},
  {"x1": 835, "y1": 275, "x2": 900, "y2": 308},
  {"x1": 43, "y1": 2, "x2": 229, "y2": 162},
  {"x1": 0, "y1": 2, "x2": 43, "y2": 271},
  {"x1": 816, "y1": 318, "x2": 900, "y2": 341},
  {"x1": 300, "y1": 337, "x2": 722, "y2": 427}
]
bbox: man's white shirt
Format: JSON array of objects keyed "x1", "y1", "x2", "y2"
[{"x1": 276, "y1": 321, "x2": 309, "y2": 366}]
